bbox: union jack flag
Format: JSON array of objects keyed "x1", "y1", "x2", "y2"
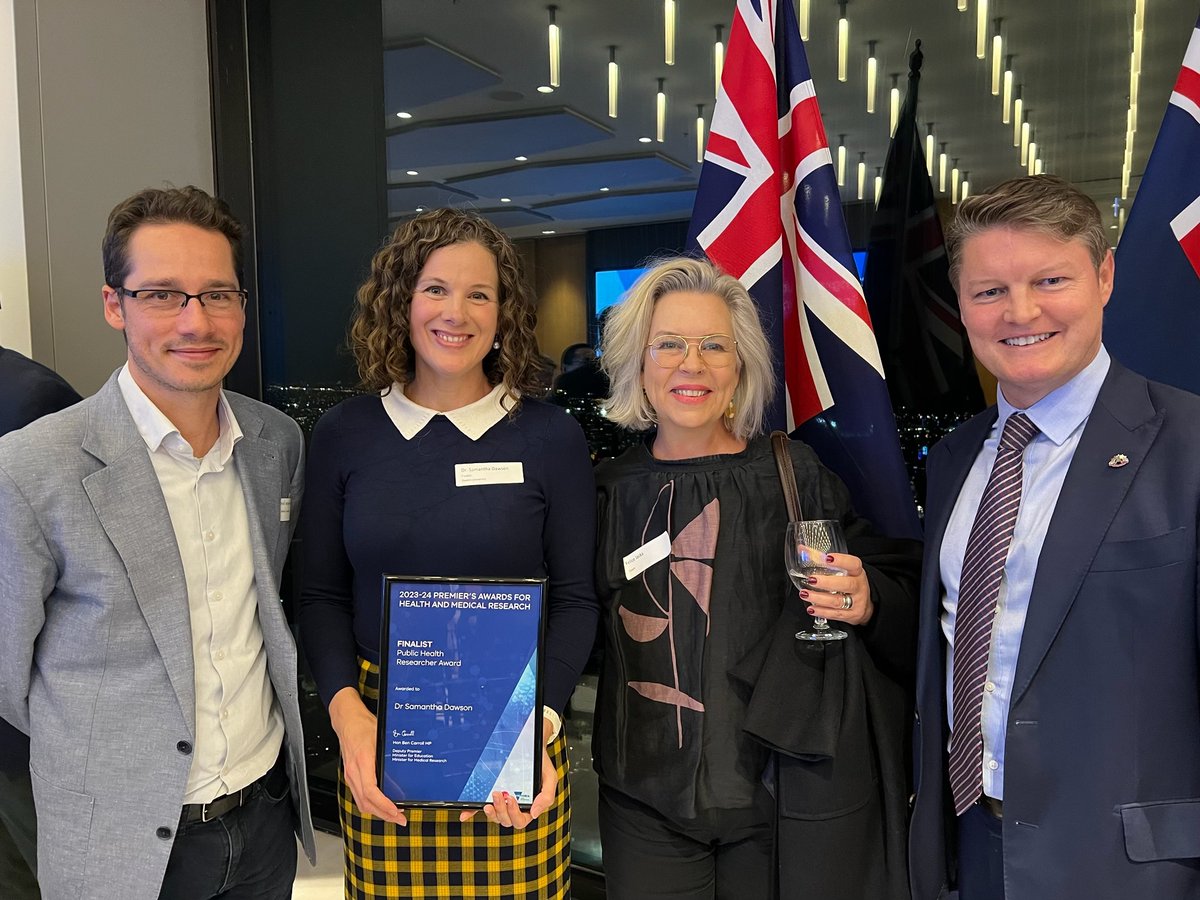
[
  {"x1": 687, "y1": 0, "x2": 919, "y2": 537},
  {"x1": 1107, "y1": 14, "x2": 1200, "y2": 394}
]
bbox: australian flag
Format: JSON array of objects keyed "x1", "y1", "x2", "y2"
[
  {"x1": 864, "y1": 42, "x2": 983, "y2": 417},
  {"x1": 1106, "y1": 15, "x2": 1200, "y2": 394},
  {"x1": 687, "y1": 0, "x2": 919, "y2": 538}
]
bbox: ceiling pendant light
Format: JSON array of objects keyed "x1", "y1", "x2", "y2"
[
  {"x1": 1020, "y1": 120, "x2": 1030, "y2": 164},
  {"x1": 866, "y1": 40, "x2": 878, "y2": 113},
  {"x1": 1027, "y1": 139, "x2": 1037, "y2": 175},
  {"x1": 799, "y1": 0, "x2": 811, "y2": 40},
  {"x1": 889, "y1": 73, "x2": 900, "y2": 136},
  {"x1": 857, "y1": 152, "x2": 867, "y2": 201},
  {"x1": 713, "y1": 25, "x2": 724, "y2": 98},
  {"x1": 837, "y1": 2, "x2": 850, "y2": 83},
  {"x1": 962, "y1": 171, "x2": 971, "y2": 201},
  {"x1": 952, "y1": 159, "x2": 961, "y2": 204},
  {"x1": 696, "y1": 104, "x2": 705, "y2": 163},
  {"x1": 664, "y1": 0, "x2": 676, "y2": 66},
  {"x1": 976, "y1": 0, "x2": 988, "y2": 60},
  {"x1": 958, "y1": 0, "x2": 968, "y2": 10},
  {"x1": 1002, "y1": 56, "x2": 1014, "y2": 123},
  {"x1": 547, "y1": 6, "x2": 561, "y2": 88},
  {"x1": 874, "y1": 166, "x2": 883, "y2": 206},
  {"x1": 1012, "y1": 86, "x2": 1023, "y2": 147},
  {"x1": 939, "y1": 143, "x2": 948, "y2": 193},
  {"x1": 656, "y1": 78, "x2": 667, "y2": 142},
  {"x1": 926, "y1": 123, "x2": 936, "y2": 177},
  {"x1": 991, "y1": 20, "x2": 1003, "y2": 95},
  {"x1": 837, "y1": 134, "x2": 847, "y2": 187},
  {"x1": 608, "y1": 47, "x2": 619, "y2": 118}
]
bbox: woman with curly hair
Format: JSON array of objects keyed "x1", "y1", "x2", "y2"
[{"x1": 297, "y1": 209, "x2": 598, "y2": 898}]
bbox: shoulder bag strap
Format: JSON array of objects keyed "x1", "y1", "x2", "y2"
[{"x1": 770, "y1": 430, "x2": 803, "y2": 522}]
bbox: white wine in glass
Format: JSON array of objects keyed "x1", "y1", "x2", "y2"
[{"x1": 785, "y1": 519, "x2": 849, "y2": 642}]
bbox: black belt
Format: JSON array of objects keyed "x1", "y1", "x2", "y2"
[
  {"x1": 979, "y1": 795, "x2": 1004, "y2": 819},
  {"x1": 180, "y1": 754, "x2": 287, "y2": 825}
]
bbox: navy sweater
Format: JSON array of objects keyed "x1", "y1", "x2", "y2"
[{"x1": 297, "y1": 393, "x2": 599, "y2": 714}]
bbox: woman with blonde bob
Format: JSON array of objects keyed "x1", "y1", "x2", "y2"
[
  {"x1": 297, "y1": 209, "x2": 598, "y2": 898},
  {"x1": 592, "y1": 256, "x2": 919, "y2": 900}
]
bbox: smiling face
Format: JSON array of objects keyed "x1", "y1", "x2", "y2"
[
  {"x1": 102, "y1": 222, "x2": 244, "y2": 410},
  {"x1": 641, "y1": 290, "x2": 742, "y2": 453},
  {"x1": 957, "y1": 225, "x2": 1112, "y2": 409},
  {"x1": 407, "y1": 241, "x2": 500, "y2": 399}
]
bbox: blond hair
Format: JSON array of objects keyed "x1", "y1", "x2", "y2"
[{"x1": 600, "y1": 256, "x2": 775, "y2": 440}]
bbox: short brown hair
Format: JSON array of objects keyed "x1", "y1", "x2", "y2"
[
  {"x1": 946, "y1": 175, "x2": 1109, "y2": 285},
  {"x1": 349, "y1": 209, "x2": 541, "y2": 401},
  {"x1": 102, "y1": 186, "x2": 243, "y2": 288}
]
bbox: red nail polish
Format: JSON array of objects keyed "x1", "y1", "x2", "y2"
[
  {"x1": 826, "y1": 554, "x2": 836, "y2": 563},
  {"x1": 807, "y1": 607, "x2": 816, "y2": 615},
  {"x1": 806, "y1": 575, "x2": 818, "y2": 585},
  {"x1": 799, "y1": 590, "x2": 810, "y2": 599}
]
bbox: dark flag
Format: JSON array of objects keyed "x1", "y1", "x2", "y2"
[
  {"x1": 1106, "y1": 15, "x2": 1200, "y2": 394},
  {"x1": 864, "y1": 41, "x2": 984, "y2": 416},
  {"x1": 687, "y1": 0, "x2": 919, "y2": 538}
]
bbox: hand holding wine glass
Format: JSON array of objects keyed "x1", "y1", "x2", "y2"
[{"x1": 785, "y1": 519, "x2": 863, "y2": 641}]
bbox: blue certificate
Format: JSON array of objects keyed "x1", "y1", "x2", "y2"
[{"x1": 376, "y1": 575, "x2": 545, "y2": 808}]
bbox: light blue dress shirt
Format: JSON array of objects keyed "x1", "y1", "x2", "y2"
[{"x1": 940, "y1": 345, "x2": 1111, "y2": 801}]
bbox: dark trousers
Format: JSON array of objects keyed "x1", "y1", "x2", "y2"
[
  {"x1": 957, "y1": 803, "x2": 1005, "y2": 900},
  {"x1": 0, "y1": 760, "x2": 40, "y2": 899},
  {"x1": 157, "y1": 764, "x2": 297, "y2": 900},
  {"x1": 598, "y1": 787, "x2": 775, "y2": 900}
]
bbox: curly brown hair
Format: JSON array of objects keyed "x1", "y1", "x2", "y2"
[{"x1": 349, "y1": 209, "x2": 541, "y2": 402}]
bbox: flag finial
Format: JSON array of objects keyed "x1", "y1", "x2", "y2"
[{"x1": 909, "y1": 39, "x2": 924, "y2": 78}]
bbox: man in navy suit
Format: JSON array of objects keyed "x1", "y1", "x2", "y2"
[
  {"x1": 909, "y1": 175, "x2": 1200, "y2": 899},
  {"x1": 0, "y1": 346, "x2": 80, "y2": 898}
]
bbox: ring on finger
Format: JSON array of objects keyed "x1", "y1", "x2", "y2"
[{"x1": 841, "y1": 594, "x2": 853, "y2": 610}]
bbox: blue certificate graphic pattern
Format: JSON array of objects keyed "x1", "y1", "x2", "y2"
[{"x1": 379, "y1": 578, "x2": 543, "y2": 806}]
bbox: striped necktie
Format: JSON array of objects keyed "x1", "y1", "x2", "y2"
[{"x1": 948, "y1": 412, "x2": 1040, "y2": 816}]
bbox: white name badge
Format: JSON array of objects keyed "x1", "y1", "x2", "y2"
[
  {"x1": 623, "y1": 530, "x2": 672, "y2": 581},
  {"x1": 455, "y1": 462, "x2": 525, "y2": 487}
]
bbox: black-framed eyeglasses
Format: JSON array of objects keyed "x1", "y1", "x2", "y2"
[
  {"x1": 646, "y1": 333, "x2": 738, "y2": 368},
  {"x1": 118, "y1": 287, "x2": 249, "y2": 316}
]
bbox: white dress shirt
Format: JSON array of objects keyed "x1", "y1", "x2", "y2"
[
  {"x1": 118, "y1": 365, "x2": 283, "y2": 803},
  {"x1": 939, "y1": 346, "x2": 1110, "y2": 800}
]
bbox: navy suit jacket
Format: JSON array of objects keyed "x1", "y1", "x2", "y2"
[{"x1": 909, "y1": 360, "x2": 1200, "y2": 900}]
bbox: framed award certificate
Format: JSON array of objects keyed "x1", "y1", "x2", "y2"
[{"x1": 376, "y1": 575, "x2": 546, "y2": 808}]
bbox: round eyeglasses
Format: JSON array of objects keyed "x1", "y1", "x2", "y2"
[{"x1": 646, "y1": 334, "x2": 738, "y2": 368}]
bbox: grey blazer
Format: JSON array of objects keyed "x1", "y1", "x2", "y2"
[{"x1": 0, "y1": 371, "x2": 316, "y2": 900}]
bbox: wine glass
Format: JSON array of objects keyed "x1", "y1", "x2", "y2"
[{"x1": 785, "y1": 519, "x2": 849, "y2": 642}]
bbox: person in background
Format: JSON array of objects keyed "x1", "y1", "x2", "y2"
[
  {"x1": 909, "y1": 175, "x2": 1200, "y2": 900},
  {"x1": 0, "y1": 186, "x2": 314, "y2": 900},
  {"x1": 297, "y1": 208, "x2": 598, "y2": 899},
  {"x1": 0, "y1": 345, "x2": 81, "y2": 899},
  {"x1": 552, "y1": 341, "x2": 608, "y2": 400},
  {"x1": 593, "y1": 256, "x2": 920, "y2": 900}
]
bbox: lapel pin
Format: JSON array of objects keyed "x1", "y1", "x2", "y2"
[{"x1": 1108, "y1": 453, "x2": 1129, "y2": 468}]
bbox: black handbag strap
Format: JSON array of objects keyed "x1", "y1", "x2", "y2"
[{"x1": 770, "y1": 430, "x2": 803, "y2": 522}]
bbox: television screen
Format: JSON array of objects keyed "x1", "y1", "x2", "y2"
[{"x1": 594, "y1": 267, "x2": 648, "y2": 318}]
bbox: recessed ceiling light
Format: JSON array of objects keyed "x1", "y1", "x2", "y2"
[
  {"x1": 514, "y1": 155, "x2": 528, "y2": 161},
  {"x1": 396, "y1": 111, "x2": 413, "y2": 119},
  {"x1": 542, "y1": 230, "x2": 556, "y2": 234},
  {"x1": 406, "y1": 170, "x2": 419, "y2": 176},
  {"x1": 599, "y1": 186, "x2": 610, "y2": 192},
  {"x1": 638, "y1": 136, "x2": 652, "y2": 143},
  {"x1": 537, "y1": 85, "x2": 555, "y2": 94},
  {"x1": 415, "y1": 207, "x2": 424, "y2": 212},
  {"x1": 500, "y1": 198, "x2": 512, "y2": 203}
]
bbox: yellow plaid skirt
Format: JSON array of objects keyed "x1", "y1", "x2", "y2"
[{"x1": 339, "y1": 658, "x2": 572, "y2": 899}]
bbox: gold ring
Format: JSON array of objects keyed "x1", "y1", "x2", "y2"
[{"x1": 842, "y1": 594, "x2": 853, "y2": 610}]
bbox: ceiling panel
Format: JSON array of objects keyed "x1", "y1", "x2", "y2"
[
  {"x1": 385, "y1": 108, "x2": 615, "y2": 174},
  {"x1": 383, "y1": 38, "x2": 501, "y2": 117},
  {"x1": 535, "y1": 188, "x2": 697, "y2": 220},
  {"x1": 445, "y1": 154, "x2": 692, "y2": 201}
]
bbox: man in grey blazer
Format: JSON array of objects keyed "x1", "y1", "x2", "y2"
[{"x1": 0, "y1": 186, "x2": 315, "y2": 899}]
